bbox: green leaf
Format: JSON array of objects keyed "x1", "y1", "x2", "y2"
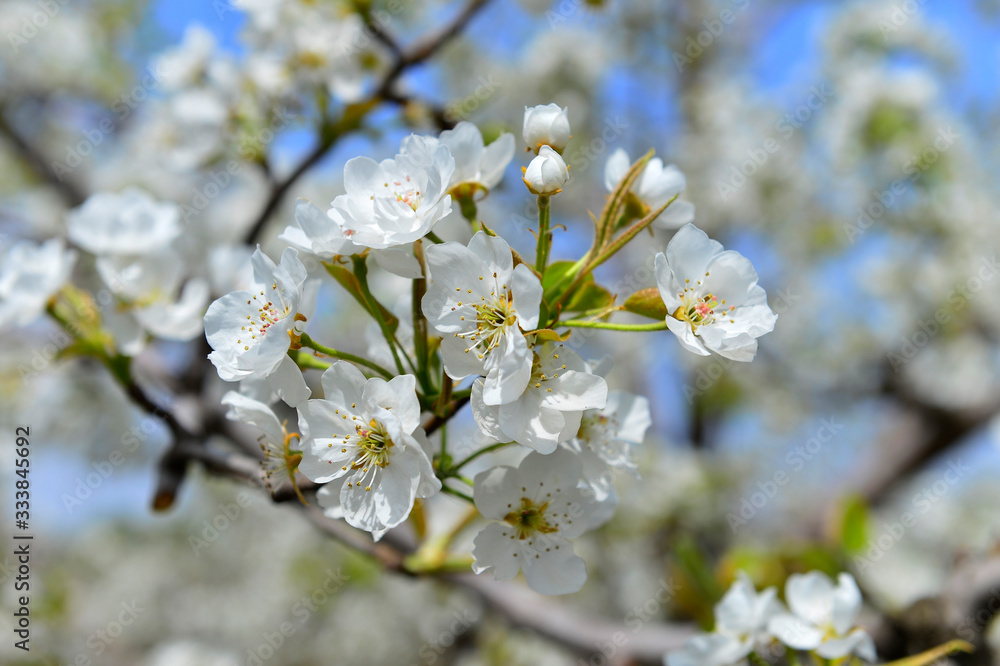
[
  {"x1": 542, "y1": 260, "x2": 577, "y2": 292},
  {"x1": 837, "y1": 495, "x2": 869, "y2": 554},
  {"x1": 882, "y1": 640, "x2": 973, "y2": 666},
  {"x1": 623, "y1": 288, "x2": 668, "y2": 320},
  {"x1": 564, "y1": 282, "x2": 615, "y2": 313}
]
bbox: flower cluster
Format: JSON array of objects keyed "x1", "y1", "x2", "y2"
[
  {"x1": 212, "y1": 104, "x2": 777, "y2": 594},
  {"x1": 667, "y1": 571, "x2": 877, "y2": 665},
  {"x1": 3, "y1": 103, "x2": 778, "y2": 598},
  {"x1": 63, "y1": 188, "x2": 209, "y2": 354}
]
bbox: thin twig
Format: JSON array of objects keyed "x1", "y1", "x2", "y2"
[
  {"x1": 0, "y1": 108, "x2": 86, "y2": 207},
  {"x1": 243, "y1": 0, "x2": 493, "y2": 244}
]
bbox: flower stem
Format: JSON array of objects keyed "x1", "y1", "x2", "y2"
[
  {"x1": 558, "y1": 319, "x2": 668, "y2": 332},
  {"x1": 289, "y1": 350, "x2": 332, "y2": 372},
  {"x1": 352, "y1": 255, "x2": 406, "y2": 375},
  {"x1": 412, "y1": 240, "x2": 432, "y2": 393},
  {"x1": 452, "y1": 441, "x2": 513, "y2": 472},
  {"x1": 440, "y1": 485, "x2": 474, "y2": 503},
  {"x1": 299, "y1": 333, "x2": 393, "y2": 379},
  {"x1": 535, "y1": 194, "x2": 551, "y2": 279}
]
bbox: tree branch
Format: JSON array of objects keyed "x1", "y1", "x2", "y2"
[
  {"x1": 0, "y1": 107, "x2": 86, "y2": 207},
  {"x1": 173, "y1": 435, "x2": 694, "y2": 664},
  {"x1": 243, "y1": 0, "x2": 492, "y2": 244}
]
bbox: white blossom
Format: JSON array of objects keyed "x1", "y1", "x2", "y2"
[
  {"x1": 221, "y1": 391, "x2": 302, "y2": 498},
  {"x1": 523, "y1": 103, "x2": 571, "y2": 153},
  {"x1": 665, "y1": 634, "x2": 747, "y2": 666},
  {"x1": 96, "y1": 252, "x2": 209, "y2": 346},
  {"x1": 561, "y1": 389, "x2": 651, "y2": 522},
  {"x1": 154, "y1": 24, "x2": 216, "y2": 91},
  {"x1": 523, "y1": 146, "x2": 569, "y2": 195},
  {"x1": 471, "y1": 342, "x2": 607, "y2": 454},
  {"x1": 66, "y1": 188, "x2": 182, "y2": 256},
  {"x1": 326, "y1": 134, "x2": 455, "y2": 250},
  {"x1": 204, "y1": 247, "x2": 316, "y2": 406},
  {"x1": 604, "y1": 148, "x2": 695, "y2": 228},
  {"x1": 280, "y1": 199, "x2": 362, "y2": 259},
  {"x1": 667, "y1": 572, "x2": 782, "y2": 666},
  {"x1": 767, "y1": 572, "x2": 877, "y2": 662},
  {"x1": 0, "y1": 238, "x2": 76, "y2": 331},
  {"x1": 439, "y1": 121, "x2": 515, "y2": 193},
  {"x1": 655, "y1": 224, "x2": 777, "y2": 362},
  {"x1": 471, "y1": 448, "x2": 602, "y2": 595},
  {"x1": 422, "y1": 232, "x2": 542, "y2": 405},
  {"x1": 295, "y1": 362, "x2": 440, "y2": 539}
]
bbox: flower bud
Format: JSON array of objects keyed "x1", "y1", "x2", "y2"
[
  {"x1": 522, "y1": 103, "x2": 571, "y2": 153},
  {"x1": 523, "y1": 146, "x2": 569, "y2": 195}
]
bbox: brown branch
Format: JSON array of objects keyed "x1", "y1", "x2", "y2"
[
  {"x1": 0, "y1": 107, "x2": 86, "y2": 207},
  {"x1": 173, "y1": 435, "x2": 694, "y2": 663},
  {"x1": 422, "y1": 394, "x2": 471, "y2": 437},
  {"x1": 860, "y1": 365, "x2": 1000, "y2": 507}
]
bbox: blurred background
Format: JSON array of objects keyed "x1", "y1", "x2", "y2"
[{"x1": 1, "y1": 0, "x2": 1000, "y2": 664}]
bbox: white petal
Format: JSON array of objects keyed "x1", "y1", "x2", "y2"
[
  {"x1": 470, "y1": 379, "x2": 507, "y2": 443},
  {"x1": 520, "y1": 538, "x2": 587, "y2": 595},
  {"x1": 481, "y1": 327, "x2": 531, "y2": 406},
  {"x1": 319, "y1": 361, "x2": 368, "y2": 409},
  {"x1": 266, "y1": 355, "x2": 311, "y2": 407},
  {"x1": 665, "y1": 316, "x2": 711, "y2": 357},
  {"x1": 831, "y1": 573, "x2": 863, "y2": 635},
  {"x1": 603, "y1": 148, "x2": 630, "y2": 192},
  {"x1": 471, "y1": 522, "x2": 521, "y2": 580},
  {"x1": 221, "y1": 391, "x2": 285, "y2": 445},
  {"x1": 816, "y1": 628, "x2": 877, "y2": 661},
  {"x1": 472, "y1": 465, "x2": 518, "y2": 521},
  {"x1": 767, "y1": 613, "x2": 824, "y2": 650},
  {"x1": 665, "y1": 223, "x2": 724, "y2": 282},
  {"x1": 786, "y1": 571, "x2": 836, "y2": 627},
  {"x1": 371, "y1": 246, "x2": 424, "y2": 279},
  {"x1": 511, "y1": 263, "x2": 542, "y2": 331}
]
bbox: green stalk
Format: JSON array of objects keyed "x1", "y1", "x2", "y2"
[
  {"x1": 299, "y1": 333, "x2": 393, "y2": 379},
  {"x1": 290, "y1": 350, "x2": 332, "y2": 372},
  {"x1": 550, "y1": 194, "x2": 678, "y2": 316},
  {"x1": 559, "y1": 319, "x2": 668, "y2": 332},
  {"x1": 440, "y1": 485, "x2": 474, "y2": 503},
  {"x1": 590, "y1": 193, "x2": 678, "y2": 269},
  {"x1": 411, "y1": 240, "x2": 432, "y2": 393},
  {"x1": 452, "y1": 441, "x2": 514, "y2": 472},
  {"x1": 535, "y1": 194, "x2": 552, "y2": 279},
  {"x1": 351, "y1": 255, "x2": 407, "y2": 375}
]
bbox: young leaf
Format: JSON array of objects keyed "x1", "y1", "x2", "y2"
[
  {"x1": 531, "y1": 328, "x2": 571, "y2": 343},
  {"x1": 564, "y1": 282, "x2": 615, "y2": 314}
]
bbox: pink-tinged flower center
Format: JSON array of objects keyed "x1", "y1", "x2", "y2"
[
  {"x1": 236, "y1": 284, "x2": 291, "y2": 352},
  {"x1": 380, "y1": 174, "x2": 422, "y2": 212},
  {"x1": 673, "y1": 282, "x2": 735, "y2": 330}
]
